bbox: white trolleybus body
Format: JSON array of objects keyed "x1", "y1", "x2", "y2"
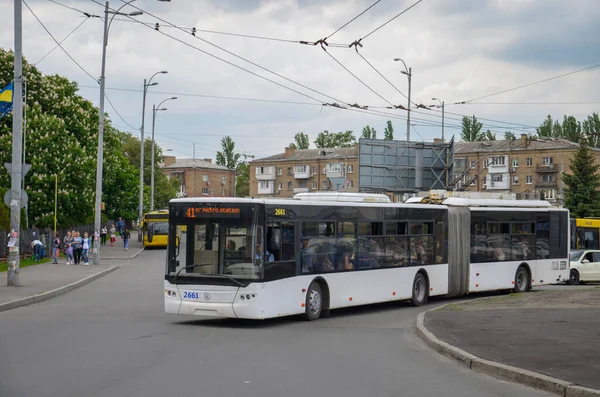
[{"x1": 163, "y1": 193, "x2": 569, "y2": 320}]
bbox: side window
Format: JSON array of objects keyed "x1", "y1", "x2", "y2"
[
  {"x1": 358, "y1": 221, "x2": 387, "y2": 269},
  {"x1": 409, "y1": 222, "x2": 434, "y2": 265},
  {"x1": 584, "y1": 252, "x2": 594, "y2": 263},
  {"x1": 470, "y1": 222, "x2": 487, "y2": 264},
  {"x1": 593, "y1": 252, "x2": 600, "y2": 263},
  {"x1": 301, "y1": 222, "x2": 336, "y2": 274},
  {"x1": 264, "y1": 222, "x2": 296, "y2": 282}
]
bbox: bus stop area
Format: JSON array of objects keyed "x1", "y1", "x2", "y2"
[
  {"x1": 0, "y1": 238, "x2": 144, "y2": 312},
  {"x1": 421, "y1": 288, "x2": 600, "y2": 394}
]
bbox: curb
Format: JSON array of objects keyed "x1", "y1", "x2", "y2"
[
  {"x1": 416, "y1": 305, "x2": 600, "y2": 397},
  {"x1": 0, "y1": 265, "x2": 120, "y2": 313},
  {"x1": 101, "y1": 247, "x2": 144, "y2": 261}
]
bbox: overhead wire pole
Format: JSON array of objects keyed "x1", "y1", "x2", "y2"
[
  {"x1": 394, "y1": 58, "x2": 411, "y2": 141},
  {"x1": 150, "y1": 96, "x2": 177, "y2": 210},
  {"x1": 7, "y1": 0, "x2": 24, "y2": 286}
]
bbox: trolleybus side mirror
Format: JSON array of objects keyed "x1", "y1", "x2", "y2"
[{"x1": 148, "y1": 223, "x2": 155, "y2": 243}]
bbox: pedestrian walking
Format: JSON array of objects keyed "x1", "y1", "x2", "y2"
[
  {"x1": 63, "y1": 231, "x2": 74, "y2": 265},
  {"x1": 82, "y1": 232, "x2": 91, "y2": 266},
  {"x1": 101, "y1": 226, "x2": 107, "y2": 246},
  {"x1": 109, "y1": 225, "x2": 116, "y2": 246},
  {"x1": 122, "y1": 228, "x2": 131, "y2": 251},
  {"x1": 52, "y1": 234, "x2": 61, "y2": 264}
]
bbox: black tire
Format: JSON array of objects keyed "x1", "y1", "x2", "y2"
[
  {"x1": 568, "y1": 269, "x2": 580, "y2": 285},
  {"x1": 410, "y1": 273, "x2": 428, "y2": 307},
  {"x1": 514, "y1": 266, "x2": 530, "y2": 293},
  {"x1": 304, "y1": 282, "x2": 323, "y2": 321}
]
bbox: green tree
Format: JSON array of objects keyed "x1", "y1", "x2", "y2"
[
  {"x1": 460, "y1": 115, "x2": 484, "y2": 141},
  {"x1": 361, "y1": 125, "x2": 376, "y2": 139},
  {"x1": 504, "y1": 131, "x2": 516, "y2": 140},
  {"x1": 563, "y1": 139, "x2": 600, "y2": 217},
  {"x1": 484, "y1": 130, "x2": 496, "y2": 141},
  {"x1": 384, "y1": 120, "x2": 394, "y2": 140},
  {"x1": 537, "y1": 115, "x2": 553, "y2": 138},
  {"x1": 216, "y1": 136, "x2": 240, "y2": 169},
  {"x1": 562, "y1": 115, "x2": 582, "y2": 142},
  {"x1": 235, "y1": 162, "x2": 250, "y2": 197},
  {"x1": 289, "y1": 132, "x2": 310, "y2": 149},
  {"x1": 314, "y1": 130, "x2": 356, "y2": 148},
  {"x1": 583, "y1": 113, "x2": 600, "y2": 147}
]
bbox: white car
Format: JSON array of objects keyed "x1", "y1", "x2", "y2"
[{"x1": 568, "y1": 250, "x2": 600, "y2": 285}]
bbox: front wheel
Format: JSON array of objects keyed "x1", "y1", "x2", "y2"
[
  {"x1": 410, "y1": 273, "x2": 428, "y2": 307},
  {"x1": 304, "y1": 282, "x2": 323, "y2": 321},
  {"x1": 513, "y1": 266, "x2": 530, "y2": 293},
  {"x1": 568, "y1": 269, "x2": 580, "y2": 285}
]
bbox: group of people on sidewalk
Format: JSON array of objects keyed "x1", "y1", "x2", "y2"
[{"x1": 51, "y1": 225, "x2": 131, "y2": 266}]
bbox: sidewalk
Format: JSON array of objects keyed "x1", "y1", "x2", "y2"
[
  {"x1": 419, "y1": 288, "x2": 600, "y2": 396},
  {"x1": 0, "y1": 238, "x2": 144, "y2": 312}
]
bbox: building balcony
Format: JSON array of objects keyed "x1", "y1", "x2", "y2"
[
  {"x1": 257, "y1": 183, "x2": 274, "y2": 195},
  {"x1": 293, "y1": 165, "x2": 310, "y2": 179},
  {"x1": 536, "y1": 164, "x2": 556, "y2": 173},
  {"x1": 535, "y1": 181, "x2": 558, "y2": 188},
  {"x1": 293, "y1": 187, "x2": 309, "y2": 193},
  {"x1": 485, "y1": 180, "x2": 510, "y2": 190},
  {"x1": 255, "y1": 166, "x2": 275, "y2": 181}
]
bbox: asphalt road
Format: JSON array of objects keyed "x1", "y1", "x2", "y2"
[{"x1": 0, "y1": 250, "x2": 553, "y2": 397}]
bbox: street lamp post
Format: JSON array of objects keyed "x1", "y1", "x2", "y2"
[
  {"x1": 150, "y1": 97, "x2": 177, "y2": 210},
  {"x1": 139, "y1": 71, "x2": 167, "y2": 241},
  {"x1": 431, "y1": 97, "x2": 445, "y2": 142},
  {"x1": 393, "y1": 58, "x2": 412, "y2": 142},
  {"x1": 94, "y1": 1, "x2": 144, "y2": 265}
]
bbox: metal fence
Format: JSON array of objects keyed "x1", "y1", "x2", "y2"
[{"x1": 1, "y1": 224, "x2": 95, "y2": 259}]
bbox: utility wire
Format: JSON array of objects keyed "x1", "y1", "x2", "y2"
[
  {"x1": 34, "y1": 18, "x2": 90, "y2": 66},
  {"x1": 456, "y1": 63, "x2": 600, "y2": 104},
  {"x1": 325, "y1": 0, "x2": 382, "y2": 40},
  {"x1": 360, "y1": 0, "x2": 423, "y2": 41},
  {"x1": 355, "y1": 48, "x2": 409, "y2": 102},
  {"x1": 104, "y1": 95, "x2": 139, "y2": 131},
  {"x1": 455, "y1": 101, "x2": 600, "y2": 106}
]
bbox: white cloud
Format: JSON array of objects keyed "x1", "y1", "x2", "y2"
[{"x1": 0, "y1": 0, "x2": 598, "y2": 159}]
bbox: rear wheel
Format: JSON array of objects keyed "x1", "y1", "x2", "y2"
[
  {"x1": 568, "y1": 269, "x2": 580, "y2": 285},
  {"x1": 514, "y1": 266, "x2": 530, "y2": 293},
  {"x1": 304, "y1": 282, "x2": 323, "y2": 321},
  {"x1": 411, "y1": 273, "x2": 428, "y2": 307}
]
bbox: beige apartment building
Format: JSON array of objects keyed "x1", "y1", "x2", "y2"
[
  {"x1": 162, "y1": 157, "x2": 236, "y2": 198},
  {"x1": 453, "y1": 135, "x2": 600, "y2": 204},
  {"x1": 249, "y1": 146, "x2": 359, "y2": 198}
]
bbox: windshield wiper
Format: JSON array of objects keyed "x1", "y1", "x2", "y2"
[{"x1": 172, "y1": 264, "x2": 246, "y2": 287}]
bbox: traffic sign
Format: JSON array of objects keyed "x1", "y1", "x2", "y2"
[{"x1": 3, "y1": 189, "x2": 28, "y2": 209}]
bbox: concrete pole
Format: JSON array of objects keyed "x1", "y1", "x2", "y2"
[
  {"x1": 151, "y1": 104, "x2": 156, "y2": 211},
  {"x1": 8, "y1": 0, "x2": 23, "y2": 286},
  {"x1": 93, "y1": 1, "x2": 109, "y2": 265},
  {"x1": 407, "y1": 67, "x2": 411, "y2": 142},
  {"x1": 441, "y1": 100, "x2": 445, "y2": 143},
  {"x1": 139, "y1": 79, "x2": 147, "y2": 223}
]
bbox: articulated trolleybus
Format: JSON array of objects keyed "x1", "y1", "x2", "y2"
[{"x1": 162, "y1": 193, "x2": 569, "y2": 320}]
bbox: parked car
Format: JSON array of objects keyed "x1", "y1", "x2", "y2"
[{"x1": 568, "y1": 250, "x2": 600, "y2": 284}]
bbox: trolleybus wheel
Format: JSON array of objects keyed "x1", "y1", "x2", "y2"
[
  {"x1": 410, "y1": 273, "x2": 428, "y2": 307},
  {"x1": 304, "y1": 282, "x2": 323, "y2": 321},
  {"x1": 514, "y1": 266, "x2": 530, "y2": 293}
]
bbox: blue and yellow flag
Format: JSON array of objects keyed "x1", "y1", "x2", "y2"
[{"x1": 0, "y1": 82, "x2": 14, "y2": 117}]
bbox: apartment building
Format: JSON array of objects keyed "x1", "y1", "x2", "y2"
[
  {"x1": 162, "y1": 158, "x2": 236, "y2": 198},
  {"x1": 249, "y1": 146, "x2": 359, "y2": 197},
  {"x1": 453, "y1": 135, "x2": 600, "y2": 204}
]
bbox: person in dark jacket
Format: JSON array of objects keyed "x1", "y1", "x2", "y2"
[{"x1": 122, "y1": 228, "x2": 131, "y2": 251}]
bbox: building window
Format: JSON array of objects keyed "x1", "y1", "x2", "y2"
[
  {"x1": 294, "y1": 165, "x2": 307, "y2": 173},
  {"x1": 299, "y1": 181, "x2": 307, "y2": 188},
  {"x1": 202, "y1": 174, "x2": 208, "y2": 182},
  {"x1": 512, "y1": 158, "x2": 519, "y2": 167},
  {"x1": 311, "y1": 166, "x2": 317, "y2": 175},
  {"x1": 277, "y1": 182, "x2": 282, "y2": 191},
  {"x1": 287, "y1": 181, "x2": 292, "y2": 190},
  {"x1": 524, "y1": 193, "x2": 530, "y2": 200},
  {"x1": 221, "y1": 189, "x2": 225, "y2": 196},
  {"x1": 327, "y1": 163, "x2": 341, "y2": 172},
  {"x1": 526, "y1": 175, "x2": 532, "y2": 184},
  {"x1": 259, "y1": 181, "x2": 270, "y2": 189},
  {"x1": 277, "y1": 168, "x2": 282, "y2": 176},
  {"x1": 322, "y1": 167, "x2": 326, "y2": 175},
  {"x1": 546, "y1": 190, "x2": 555, "y2": 199},
  {"x1": 321, "y1": 181, "x2": 328, "y2": 190},
  {"x1": 526, "y1": 157, "x2": 533, "y2": 166},
  {"x1": 470, "y1": 160, "x2": 476, "y2": 169},
  {"x1": 221, "y1": 176, "x2": 226, "y2": 185},
  {"x1": 483, "y1": 176, "x2": 487, "y2": 185},
  {"x1": 542, "y1": 157, "x2": 553, "y2": 165},
  {"x1": 349, "y1": 180, "x2": 354, "y2": 187},
  {"x1": 347, "y1": 165, "x2": 354, "y2": 173},
  {"x1": 542, "y1": 174, "x2": 554, "y2": 182},
  {"x1": 513, "y1": 176, "x2": 519, "y2": 185},
  {"x1": 287, "y1": 167, "x2": 292, "y2": 176},
  {"x1": 492, "y1": 174, "x2": 503, "y2": 182},
  {"x1": 202, "y1": 187, "x2": 208, "y2": 195},
  {"x1": 490, "y1": 156, "x2": 505, "y2": 166},
  {"x1": 311, "y1": 181, "x2": 317, "y2": 189}
]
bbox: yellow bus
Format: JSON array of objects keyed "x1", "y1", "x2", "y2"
[
  {"x1": 143, "y1": 209, "x2": 169, "y2": 248},
  {"x1": 571, "y1": 218, "x2": 600, "y2": 250}
]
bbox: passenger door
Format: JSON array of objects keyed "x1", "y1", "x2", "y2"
[{"x1": 592, "y1": 252, "x2": 600, "y2": 281}]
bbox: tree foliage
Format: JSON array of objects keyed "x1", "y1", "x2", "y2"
[
  {"x1": 361, "y1": 125, "x2": 376, "y2": 139},
  {"x1": 0, "y1": 48, "x2": 147, "y2": 228},
  {"x1": 235, "y1": 162, "x2": 249, "y2": 197},
  {"x1": 504, "y1": 131, "x2": 516, "y2": 140},
  {"x1": 384, "y1": 120, "x2": 394, "y2": 140},
  {"x1": 216, "y1": 136, "x2": 240, "y2": 169},
  {"x1": 289, "y1": 132, "x2": 310, "y2": 149},
  {"x1": 461, "y1": 115, "x2": 485, "y2": 141},
  {"x1": 484, "y1": 130, "x2": 496, "y2": 141},
  {"x1": 537, "y1": 113, "x2": 600, "y2": 146},
  {"x1": 563, "y1": 139, "x2": 600, "y2": 217},
  {"x1": 314, "y1": 130, "x2": 356, "y2": 148}
]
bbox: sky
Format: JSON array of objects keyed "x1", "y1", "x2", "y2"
[{"x1": 0, "y1": 0, "x2": 599, "y2": 162}]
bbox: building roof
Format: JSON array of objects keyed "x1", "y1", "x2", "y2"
[
  {"x1": 251, "y1": 147, "x2": 358, "y2": 163},
  {"x1": 454, "y1": 138, "x2": 583, "y2": 155},
  {"x1": 162, "y1": 158, "x2": 232, "y2": 171}
]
